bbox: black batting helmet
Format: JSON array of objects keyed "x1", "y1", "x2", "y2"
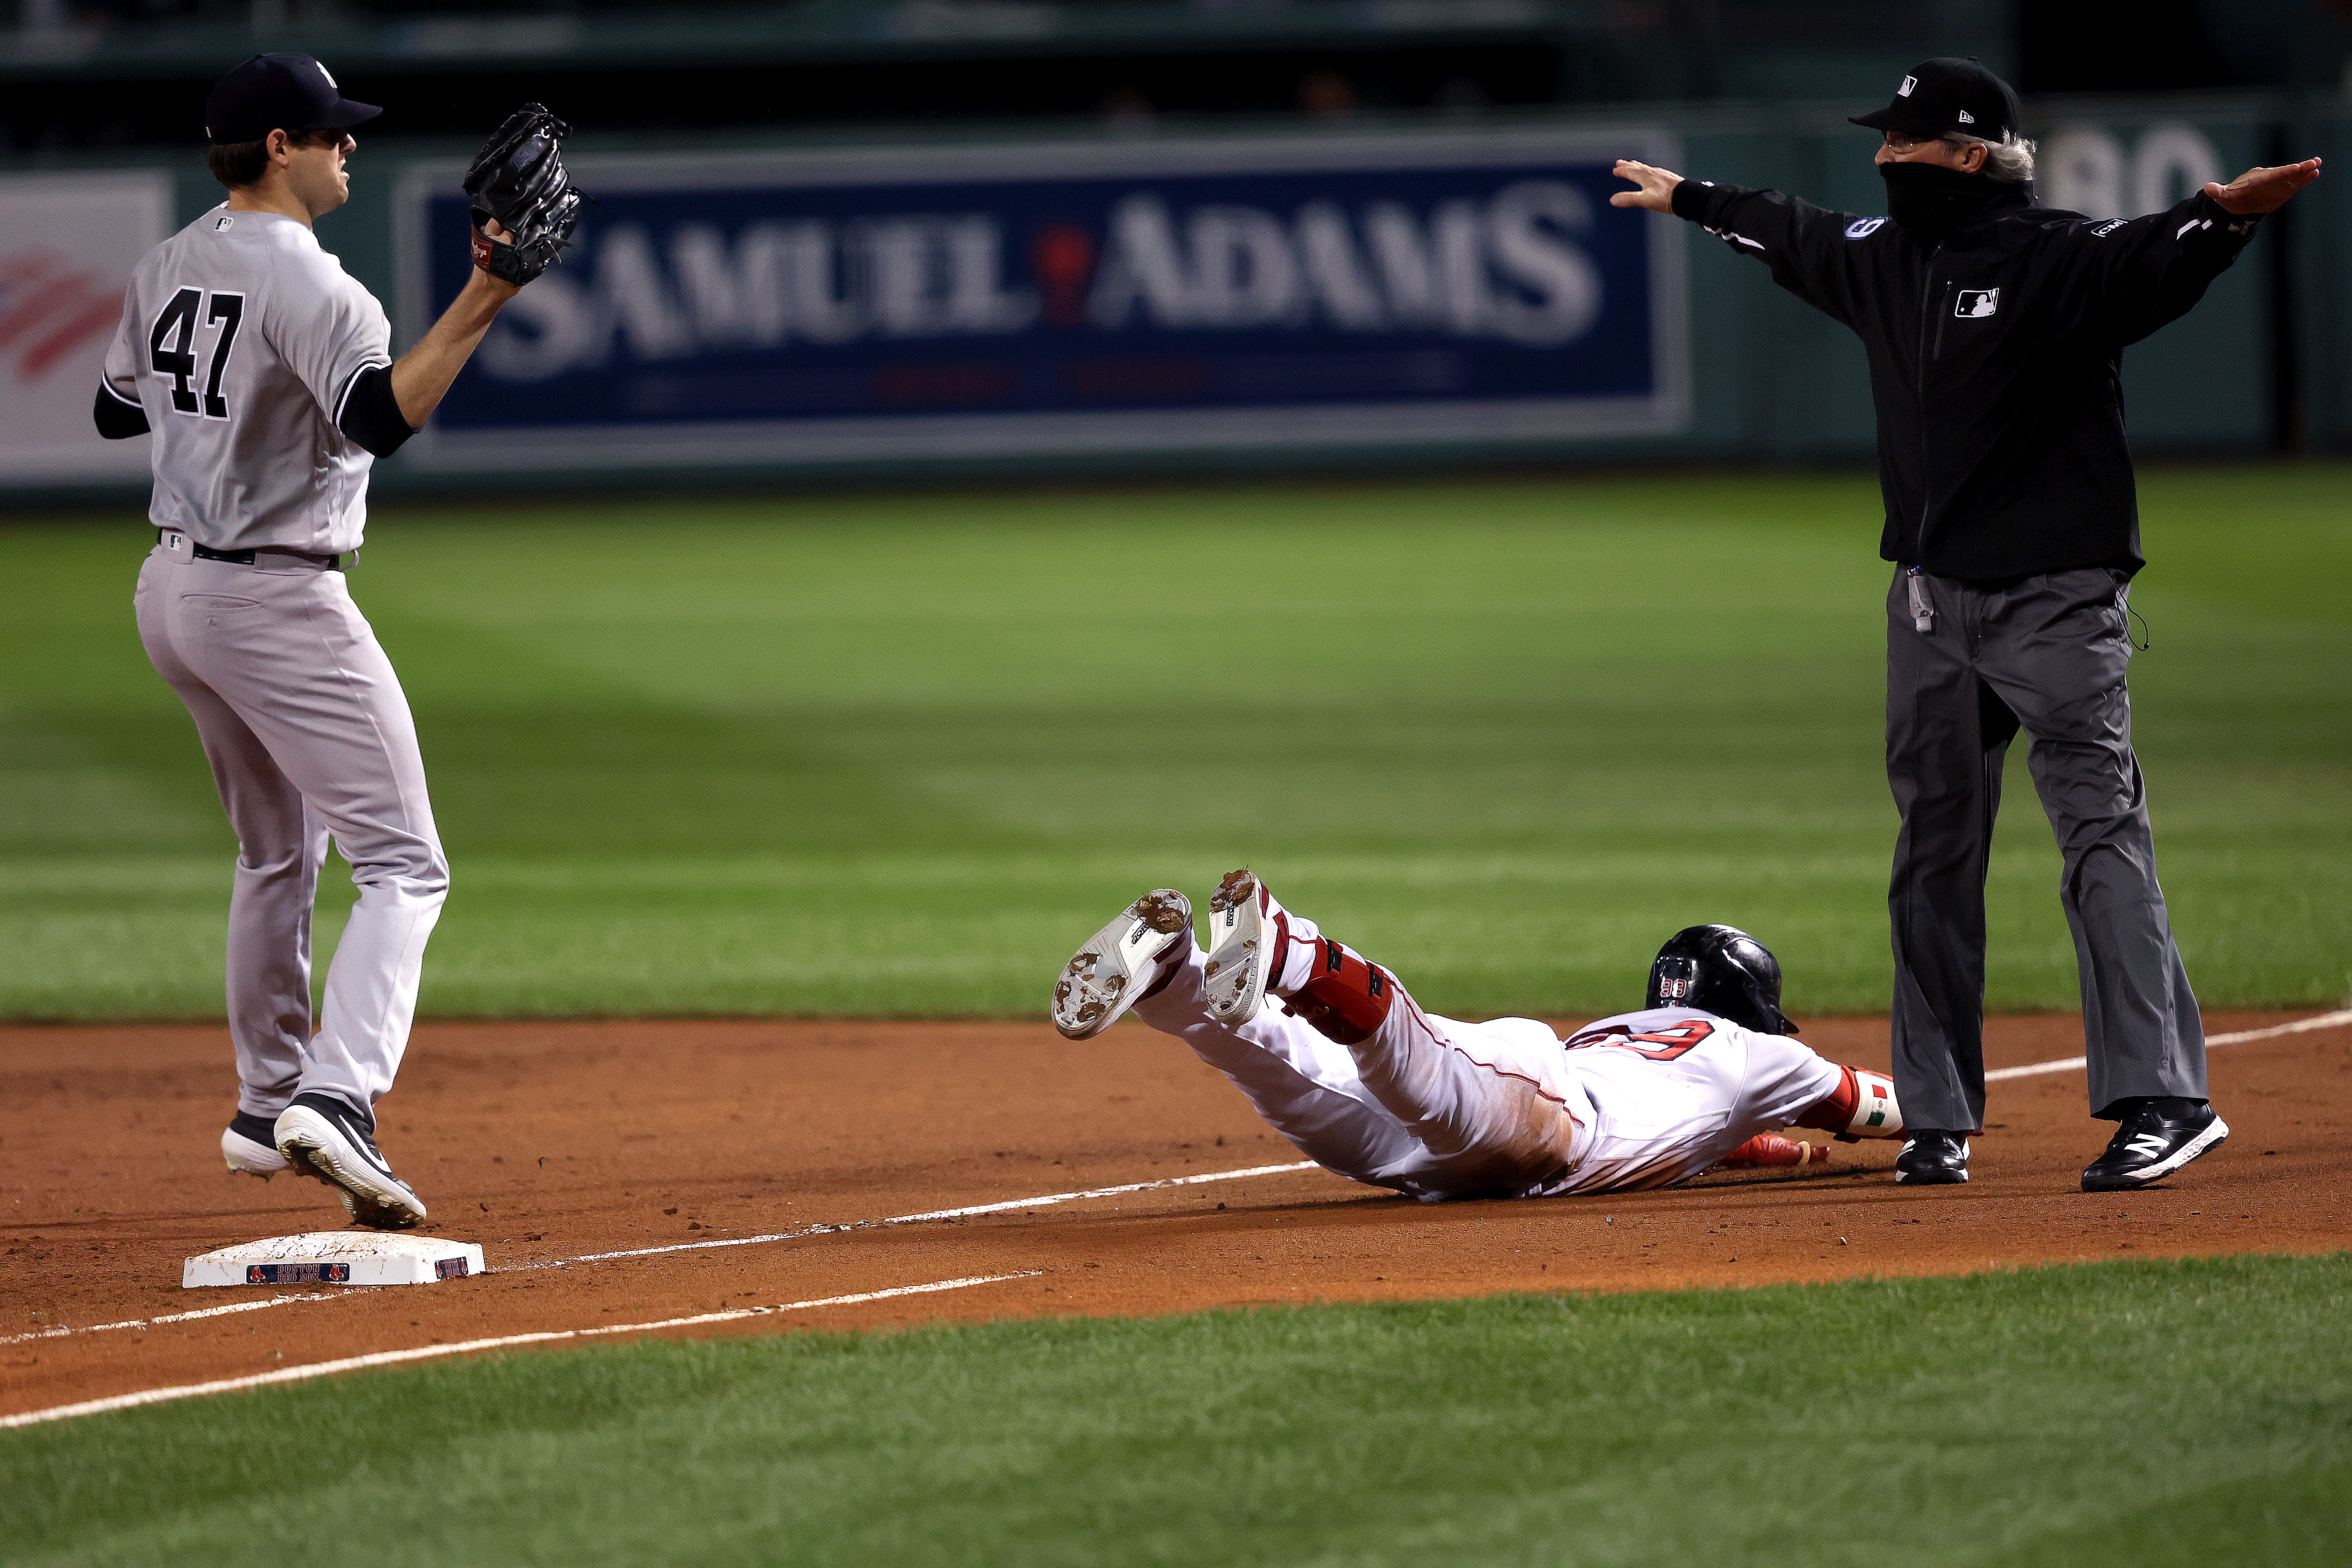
[{"x1": 1645, "y1": 925, "x2": 1796, "y2": 1035}]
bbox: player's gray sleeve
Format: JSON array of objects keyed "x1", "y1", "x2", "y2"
[
  {"x1": 102, "y1": 293, "x2": 142, "y2": 399},
  {"x1": 96, "y1": 293, "x2": 149, "y2": 435},
  {"x1": 266, "y1": 251, "x2": 394, "y2": 433}
]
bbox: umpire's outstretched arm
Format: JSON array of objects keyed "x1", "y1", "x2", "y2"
[{"x1": 1607, "y1": 155, "x2": 2320, "y2": 217}]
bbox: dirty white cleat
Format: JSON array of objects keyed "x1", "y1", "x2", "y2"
[
  {"x1": 222, "y1": 1110, "x2": 291, "y2": 1179},
  {"x1": 1052, "y1": 889, "x2": 1193, "y2": 1040},
  {"x1": 1203, "y1": 868, "x2": 1288, "y2": 1025},
  {"x1": 274, "y1": 1093, "x2": 428, "y2": 1231}
]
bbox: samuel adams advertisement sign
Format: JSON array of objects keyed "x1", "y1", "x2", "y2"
[{"x1": 396, "y1": 129, "x2": 1688, "y2": 470}]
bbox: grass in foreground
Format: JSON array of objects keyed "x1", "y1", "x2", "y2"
[
  {"x1": 4, "y1": 1255, "x2": 2349, "y2": 1568},
  {"x1": 2, "y1": 465, "x2": 2346, "y2": 1019}
]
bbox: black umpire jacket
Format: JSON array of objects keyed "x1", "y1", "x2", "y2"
[{"x1": 1670, "y1": 176, "x2": 2261, "y2": 580}]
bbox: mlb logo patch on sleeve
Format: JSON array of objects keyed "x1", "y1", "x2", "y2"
[{"x1": 1955, "y1": 288, "x2": 2000, "y2": 318}]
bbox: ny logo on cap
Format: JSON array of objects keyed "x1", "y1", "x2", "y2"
[
  {"x1": 317, "y1": 61, "x2": 337, "y2": 88},
  {"x1": 1898, "y1": 74, "x2": 1917, "y2": 96}
]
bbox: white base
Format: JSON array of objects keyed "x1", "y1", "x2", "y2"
[{"x1": 183, "y1": 1232, "x2": 487, "y2": 1288}]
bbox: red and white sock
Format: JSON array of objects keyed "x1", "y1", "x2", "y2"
[{"x1": 1272, "y1": 933, "x2": 1395, "y2": 1044}]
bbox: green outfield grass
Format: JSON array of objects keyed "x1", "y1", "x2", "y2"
[
  {"x1": 5, "y1": 1255, "x2": 2349, "y2": 1567},
  {"x1": 1, "y1": 464, "x2": 2346, "y2": 1020}
]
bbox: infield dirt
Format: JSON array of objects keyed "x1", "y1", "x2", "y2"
[{"x1": 4, "y1": 1011, "x2": 2347, "y2": 1421}]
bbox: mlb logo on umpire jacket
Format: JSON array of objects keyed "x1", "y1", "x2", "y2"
[{"x1": 1956, "y1": 288, "x2": 2000, "y2": 318}]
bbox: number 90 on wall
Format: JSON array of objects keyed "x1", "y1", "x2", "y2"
[{"x1": 2039, "y1": 122, "x2": 2228, "y2": 222}]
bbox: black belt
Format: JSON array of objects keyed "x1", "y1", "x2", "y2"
[{"x1": 159, "y1": 530, "x2": 347, "y2": 570}]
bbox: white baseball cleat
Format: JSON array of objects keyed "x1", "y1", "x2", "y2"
[
  {"x1": 1052, "y1": 888, "x2": 1193, "y2": 1040},
  {"x1": 274, "y1": 1092, "x2": 429, "y2": 1231},
  {"x1": 1203, "y1": 868, "x2": 1285, "y2": 1025},
  {"x1": 222, "y1": 1110, "x2": 291, "y2": 1179}
]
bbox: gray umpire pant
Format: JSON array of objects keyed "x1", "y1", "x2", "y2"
[
  {"x1": 136, "y1": 532, "x2": 447, "y2": 1126},
  {"x1": 1886, "y1": 564, "x2": 2205, "y2": 1133}
]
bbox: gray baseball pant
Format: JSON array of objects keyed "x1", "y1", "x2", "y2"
[
  {"x1": 1886, "y1": 564, "x2": 2205, "y2": 1132},
  {"x1": 136, "y1": 533, "x2": 447, "y2": 1125}
]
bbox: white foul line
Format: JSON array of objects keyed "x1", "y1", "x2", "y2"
[
  {"x1": 882, "y1": 1160, "x2": 1319, "y2": 1222},
  {"x1": 1983, "y1": 1008, "x2": 2352, "y2": 1082},
  {"x1": 547, "y1": 1161, "x2": 1320, "y2": 1267},
  {"x1": 0, "y1": 1272, "x2": 1038, "y2": 1431},
  {"x1": 0, "y1": 1291, "x2": 358, "y2": 1348}
]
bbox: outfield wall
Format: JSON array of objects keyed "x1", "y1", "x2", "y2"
[{"x1": 4, "y1": 95, "x2": 2343, "y2": 496}]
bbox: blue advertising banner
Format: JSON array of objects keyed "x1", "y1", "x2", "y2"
[{"x1": 395, "y1": 129, "x2": 1687, "y2": 470}]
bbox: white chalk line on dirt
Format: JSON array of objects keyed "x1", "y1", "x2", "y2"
[
  {"x1": 1982, "y1": 1008, "x2": 2352, "y2": 1082},
  {"x1": 514, "y1": 1160, "x2": 1323, "y2": 1271},
  {"x1": 0, "y1": 1290, "x2": 361, "y2": 1348},
  {"x1": 0, "y1": 1271, "x2": 1039, "y2": 1431}
]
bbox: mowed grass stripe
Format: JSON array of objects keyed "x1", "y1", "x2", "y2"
[
  {"x1": 2, "y1": 465, "x2": 2346, "y2": 1020},
  {"x1": 2, "y1": 1254, "x2": 2346, "y2": 1568}
]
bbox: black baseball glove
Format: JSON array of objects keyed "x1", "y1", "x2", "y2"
[{"x1": 463, "y1": 104, "x2": 586, "y2": 286}]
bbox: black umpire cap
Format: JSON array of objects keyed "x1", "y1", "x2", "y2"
[
  {"x1": 205, "y1": 53, "x2": 381, "y2": 144},
  {"x1": 1850, "y1": 57, "x2": 2021, "y2": 143}
]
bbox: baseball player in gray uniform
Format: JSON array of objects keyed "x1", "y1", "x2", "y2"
[{"x1": 93, "y1": 55, "x2": 579, "y2": 1228}]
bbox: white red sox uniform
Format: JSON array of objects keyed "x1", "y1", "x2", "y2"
[
  {"x1": 1060, "y1": 881, "x2": 1901, "y2": 1200},
  {"x1": 103, "y1": 205, "x2": 444, "y2": 1142},
  {"x1": 1142, "y1": 952, "x2": 1849, "y2": 1200}
]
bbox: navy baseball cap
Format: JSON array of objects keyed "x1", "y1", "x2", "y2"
[
  {"x1": 1850, "y1": 58, "x2": 2020, "y2": 142},
  {"x1": 205, "y1": 53, "x2": 380, "y2": 143}
]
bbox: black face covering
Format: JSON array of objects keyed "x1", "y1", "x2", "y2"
[{"x1": 1880, "y1": 160, "x2": 2004, "y2": 237}]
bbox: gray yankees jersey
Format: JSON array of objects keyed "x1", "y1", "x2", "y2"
[{"x1": 104, "y1": 205, "x2": 391, "y2": 554}]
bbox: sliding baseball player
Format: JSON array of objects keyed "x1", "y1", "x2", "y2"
[{"x1": 1053, "y1": 871, "x2": 1903, "y2": 1200}]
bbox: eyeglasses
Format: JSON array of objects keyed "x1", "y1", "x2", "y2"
[{"x1": 1881, "y1": 132, "x2": 1957, "y2": 155}]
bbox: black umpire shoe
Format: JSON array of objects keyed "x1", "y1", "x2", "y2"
[
  {"x1": 2082, "y1": 1098, "x2": 2229, "y2": 1191},
  {"x1": 1895, "y1": 1130, "x2": 1970, "y2": 1185}
]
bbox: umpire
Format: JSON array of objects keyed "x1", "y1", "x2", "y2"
[{"x1": 1611, "y1": 58, "x2": 2321, "y2": 1191}]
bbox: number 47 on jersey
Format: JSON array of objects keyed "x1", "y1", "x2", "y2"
[{"x1": 149, "y1": 286, "x2": 245, "y2": 420}]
